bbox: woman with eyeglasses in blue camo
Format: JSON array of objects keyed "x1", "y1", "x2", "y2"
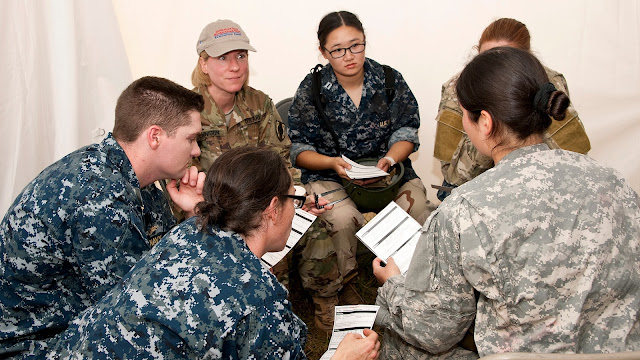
[{"x1": 287, "y1": 10, "x2": 435, "y2": 332}]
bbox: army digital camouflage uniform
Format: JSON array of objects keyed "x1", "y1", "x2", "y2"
[
  {"x1": 376, "y1": 144, "x2": 640, "y2": 358},
  {"x1": 288, "y1": 58, "x2": 431, "y2": 284},
  {"x1": 192, "y1": 84, "x2": 341, "y2": 297},
  {"x1": 433, "y1": 67, "x2": 591, "y2": 198},
  {"x1": 192, "y1": 84, "x2": 299, "y2": 182},
  {"x1": 46, "y1": 217, "x2": 308, "y2": 359},
  {"x1": 0, "y1": 134, "x2": 175, "y2": 358}
]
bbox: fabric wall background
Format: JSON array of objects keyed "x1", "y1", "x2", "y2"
[
  {"x1": 2, "y1": 0, "x2": 639, "y2": 214},
  {"x1": 1, "y1": 0, "x2": 131, "y2": 214}
]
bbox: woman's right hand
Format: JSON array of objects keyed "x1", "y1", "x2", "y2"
[
  {"x1": 332, "y1": 156, "x2": 352, "y2": 180},
  {"x1": 332, "y1": 329, "x2": 380, "y2": 360}
]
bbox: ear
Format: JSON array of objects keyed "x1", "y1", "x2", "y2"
[
  {"x1": 199, "y1": 56, "x2": 208, "y2": 74},
  {"x1": 264, "y1": 196, "x2": 281, "y2": 224},
  {"x1": 478, "y1": 110, "x2": 494, "y2": 139},
  {"x1": 146, "y1": 125, "x2": 163, "y2": 150},
  {"x1": 319, "y1": 46, "x2": 328, "y2": 60}
]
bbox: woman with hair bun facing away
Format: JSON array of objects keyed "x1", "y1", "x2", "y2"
[
  {"x1": 433, "y1": 18, "x2": 590, "y2": 201},
  {"x1": 372, "y1": 47, "x2": 640, "y2": 358}
]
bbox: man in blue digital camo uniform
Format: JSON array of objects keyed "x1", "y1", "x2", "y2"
[{"x1": 0, "y1": 76, "x2": 206, "y2": 358}]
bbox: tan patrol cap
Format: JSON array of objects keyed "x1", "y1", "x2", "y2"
[{"x1": 196, "y1": 19, "x2": 256, "y2": 57}]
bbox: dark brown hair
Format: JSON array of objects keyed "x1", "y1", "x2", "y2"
[
  {"x1": 113, "y1": 76, "x2": 204, "y2": 143},
  {"x1": 196, "y1": 146, "x2": 292, "y2": 236},
  {"x1": 317, "y1": 11, "x2": 365, "y2": 48},
  {"x1": 456, "y1": 47, "x2": 569, "y2": 141},
  {"x1": 478, "y1": 18, "x2": 531, "y2": 51}
]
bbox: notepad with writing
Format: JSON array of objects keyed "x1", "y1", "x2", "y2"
[
  {"x1": 356, "y1": 201, "x2": 422, "y2": 274},
  {"x1": 261, "y1": 208, "x2": 316, "y2": 268}
]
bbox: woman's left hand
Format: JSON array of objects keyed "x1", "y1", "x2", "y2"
[
  {"x1": 302, "y1": 195, "x2": 334, "y2": 215},
  {"x1": 377, "y1": 157, "x2": 393, "y2": 173},
  {"x1": 372, "y1": 257, "x2": 401, "y2": 284},
  {"x1": 352, "y1": 157, "x2": 393, "y2": 186}
]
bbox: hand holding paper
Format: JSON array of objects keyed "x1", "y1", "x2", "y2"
[
  {"x1": 319, "y1": 305, "x2": 380, "y2": 360},
  {"x1": 341, "y1": 155, "x2": 389, "y2": 180},
  {"x1": 356, "y1": 201, "x2": 422, "y2": 275},
  {"x1": 372, "y1": 257, "x2": 401, "y2": 284}
]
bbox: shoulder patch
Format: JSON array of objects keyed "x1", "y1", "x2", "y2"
[{"x1": 276, "y1": 121, "x2": 286, "y2": 142}]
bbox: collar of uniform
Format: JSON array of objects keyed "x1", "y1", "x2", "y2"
[
  {"x1": 196, "y1": 85, "x2": 256, "y2": 127},
  {"x1": 204, "y1": 222, "x2": 290, "y2": 299},
  {"x1": 500, "y1": 143, "x2": 551, "y2": 165},
  {"x1": 362, "y1": 57, "x2": 387, "y2": 100},
  {"x1": 320, "y1": 57, "x2": 386, "y2": 101},
  {"x1": 231, "y1": 86, "x2": 255, "y2": 121},
  {"x1": 101, "y1": 133, "x2": 140, "y2": 190},
  {"x1": 99, "y1": 133, "x2": 143, "y2": 210},
  {"x1": 196, "y1": 85, "x2": 225, "y2": 126}
]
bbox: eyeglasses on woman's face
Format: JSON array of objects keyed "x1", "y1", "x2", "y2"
[
  {"x1": 323, "y1": 42, "x2": 366, "y2": 59},
  {"x1": 285, "y1": 195, "x2": 306, "y2": 209}
]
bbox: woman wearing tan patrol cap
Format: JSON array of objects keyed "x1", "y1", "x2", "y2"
[
  {"x1": 190, "y1": 20, "x2": 339, "y2": 320},
  {"x1": 191, "y1": 19, "x2": 300, "y2": 287},
  {"x1": 191, "y1": 19, "x2": 292, "y2": 174}
]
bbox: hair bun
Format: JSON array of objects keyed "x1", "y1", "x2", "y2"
[
  {"x1": 533, "y1": 82, "x2": 556, "y2": 113},
  {"x1": 547, "y1": 90, "x2": 570, "y2": 120}
]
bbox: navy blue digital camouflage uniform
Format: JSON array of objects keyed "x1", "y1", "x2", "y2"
[
  {"x1": 0, "y1": 133, "x2": 175, "y2": 358},
  {"x1": 45, "y1": 217, "x2": 308, "y2": 359},
  {"x1": 376, "y1": 144, "x2": 640, "y2": 359},
  {"x1": 288, "y1": 57, "x2": 421, "y2": 185},
  {"x1": 288, "y1": 57, "x2": 431, "y2": 288}
]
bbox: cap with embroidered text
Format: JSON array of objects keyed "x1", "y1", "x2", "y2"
[{"x1": 196, "y1": 19, "x2": 256, "y2": 57}]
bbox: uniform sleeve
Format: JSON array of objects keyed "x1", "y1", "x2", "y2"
[
  {"x1": 287, "y1": 74, "x2": 323, "y2": 167},
  {"x1": 375, "y1": 204, "x2": 477, "y2": 354},
  {"x1": 232, "y1": 299, "x2": 307, "y2": 359},
  {"x1": 259, "y1": 97, "x2": 302, "y2": 185},
  {"x1": 387, "y1": 69, "x2": 421, "y2": 151}
]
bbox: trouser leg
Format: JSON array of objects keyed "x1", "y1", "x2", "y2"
[
  {"x1": 305, "y1": 181, "x2": 364, "y2": 279},
  {"x1": 394, "y1": 178, "x2": 437, "y2": 225}
]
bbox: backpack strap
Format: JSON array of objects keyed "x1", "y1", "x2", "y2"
[
  {"x1": 311, "y1": 64, "x2": 341, "y2": 155},
  {"x1": 310, "y1": 63, "x2": 396, "y2": 156},
  {"x1": 382, "y1": 65, "x2": 396, "y2": 103}
]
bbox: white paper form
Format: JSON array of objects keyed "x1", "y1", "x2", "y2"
[
  {"x1": 261, "y1": 208, "x2": 316, "y2": 268},
  {"x1": 355, "y1": 201, "x2": 422, "y2": 274},
  {"x1": 341, "y1": 155, "x2": 389, "y2": 180},
  {"x1": 319, "y1": 305, "x2": 380, "y2": 360}
]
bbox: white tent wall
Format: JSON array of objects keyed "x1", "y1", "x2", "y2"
[
  {"x1": 0, "y1": 0, "x2": 131, "y2": 214},
  {"x1": 2, "y1": 0, "x2": 639, "y2": 215}
]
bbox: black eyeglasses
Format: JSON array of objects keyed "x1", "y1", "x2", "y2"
[
  {"x1": 285, "y1": 195, "x2": 307, "y2": 209},
  {"x1": 323, "y1": 43, "x2": 366, "y2": 59}
]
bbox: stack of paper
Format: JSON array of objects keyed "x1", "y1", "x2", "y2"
[
  {"x1": 261, "y1": 208, "x2": 316, "y2": 268},
  {"x1": 319, "y1": 305, "x2": 380, "y2": 360},
  {"x1": 342, "y1": 155, "x2": 389, "y2": 180},
  {"x1": 355, "y1": 201, "x2": 422, "y2": 274}
]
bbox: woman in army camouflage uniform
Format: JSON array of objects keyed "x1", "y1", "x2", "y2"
[
  {"x1": 433, "y1": 18, "x2": 590, "y2": 201},
  {"x1": 373, "y1": 47, "x2": 640, "y2": 358},
  {"x1": 189, "y1": 19, "x2": 345, "y2": 318}
]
